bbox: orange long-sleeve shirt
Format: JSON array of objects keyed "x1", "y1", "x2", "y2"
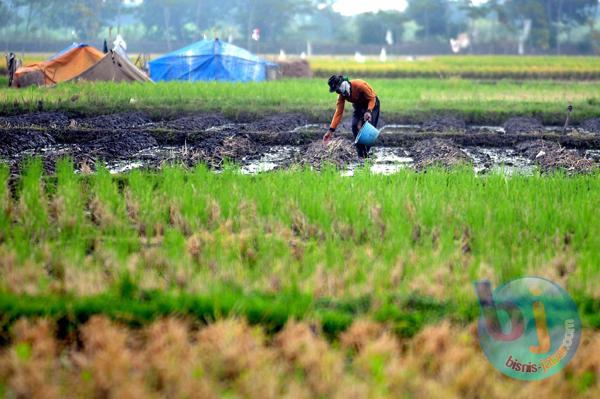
[{"x1": 329, "y1": 79, "x2": 377, "y2": 131}]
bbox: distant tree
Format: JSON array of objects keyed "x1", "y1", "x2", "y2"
[
  {"x1": 230, "y1": 0, "x2": 312, "y2": 48},
  {"x1": 356, "y1": 11, "x2": 404, "y2": 45},
  {"x1": 47, "y1": 0, "x2": 122, "y2": 40},
  {"x1": 136, "y1": 0, "x2": 238, "y2": 47},
  {"x1": 499, "y1": 0, "x2": 598, "y2": 51},
  {"x1": 405, "y1": 0, "x2": 452, "y2": 41},
  {"x1": 0, "y1": 1, "x2": 10, "y2": 26}
]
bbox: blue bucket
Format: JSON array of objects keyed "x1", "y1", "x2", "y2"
[{"x1": 355, "y1": 121, "x2": 380, "y2": 146}]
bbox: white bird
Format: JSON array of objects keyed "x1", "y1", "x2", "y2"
[
  {"x1": 354, "y1": 51, "x2": 366, "y2": 63},
  {"x1": 379, "y1": 48, "x2": 387, "y2": 63}
]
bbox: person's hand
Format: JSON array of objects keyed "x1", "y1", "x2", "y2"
[
  {"x1": 364, "y1": 111, "x2": 372, "y2": 123},
  {"x1": 323, "y1": 130, "x2": 334, "y2": 144}
]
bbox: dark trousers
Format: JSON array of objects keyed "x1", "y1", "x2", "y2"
[{"x1": 352, "y1": 97, "x2": 380, "y2": 158}]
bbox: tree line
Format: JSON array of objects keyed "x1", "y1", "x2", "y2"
[{"x1": 1, "y1": 0, "x2": 599, "y2": 54}]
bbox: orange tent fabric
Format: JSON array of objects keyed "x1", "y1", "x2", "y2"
[{"x1": 14, "y1": 46, "x2": 104, "y2": 87}]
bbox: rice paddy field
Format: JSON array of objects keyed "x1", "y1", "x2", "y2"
[
  {"x1": 1, "y1": 55, "x2": 600, "y2": 398},
  {"x1": 2, "y1": 78, "x2": 600, "y2": 125},
  {"x1": 309, "y1": 55, "x2": 600, "y2": 80}
]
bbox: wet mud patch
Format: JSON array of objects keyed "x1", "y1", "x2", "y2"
[
  {"x1": 156, "y1": 113, "x2": 232, "y2": 131},
  {"x1": 0, "y1": 112, "x2": 71, "y2": 129},
  {"x1": 193, "y1": 134, "x2": 261, "y2": 168},
  {"x1": 503, "y1": 117, "x2": 544, "y2": 135},
  {"x1": 411, "y1": 139, "x2": 471, "y2": 170},
  {"x1": 581, "y1": 119, "x2": 600, "y2": 134},
  {"x1": 85, "y1": 131, "x2": 158, "y2": 158},
  {"x1": 463, "y1": 147, "x2": 534, "y2": 175},
  {"x1": 516, "y1": 140, "x2": 596, "y2": 173},
  {"x1": 0, "y1": 130, "x2": 56, "y2": 157},
  {"x1": 246, "y1": 114, "x2": 310, "y2": 132},
  {"x1": 74, "y1": 112, "x2": 153, "y2": 130},
  {"x1": 418, "y1": 115, "x2": 466, "y2": 133},
  {"x1": 4, "y1": 144, "x2": 96, "y2": 179},
  {"x1": 296, "y1": 138, "x2": 358, "y2": 169}
]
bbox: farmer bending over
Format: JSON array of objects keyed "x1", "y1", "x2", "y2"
[{"x1": 323, "y1": 75, "x2": 380, "y2": 158}]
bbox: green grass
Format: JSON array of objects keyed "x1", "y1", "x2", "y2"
[
  {"x1": 310, "y1": 55, "x2": 600, "y2": 80},
  {"x1": 1, "y1": 78, "x2": 600, "y2": 124},
  {"x1": 0, "y1": 160, "x2": 599, "y2": 336}
]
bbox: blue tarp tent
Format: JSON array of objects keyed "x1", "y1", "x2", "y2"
[
  {"x1": 149, "y1": 39, "x2": 276, "y2": 82},
  {"x1": 49, "y1": 43, "x2": 88, "y2": 61}
]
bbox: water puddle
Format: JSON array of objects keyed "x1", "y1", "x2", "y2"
[
  {"x1": 291, "y1": 124, "x2": 327, "y2": 133},
  {"x1": 8, "y1": 143, "x2": 595, "y2": 176},
  {"x1": 241, "y1": 146, "x2": 300, "y2": 174},
  {"x1": 463, "y1": 147, "x2": 535, "y2": 175},
  {"x1": 585, "y1": 149, "x2": 600, "y2": 163}
]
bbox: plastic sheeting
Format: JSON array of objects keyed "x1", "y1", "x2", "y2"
[
  {"x1": 14, "y1": 46, "x2": 104, "y2": 87},
  {"x1": 70, "y1": 50, "x2": 152, "y2": 83},
  {"x1": 113, "y1": 35, "x2": 128, "y2": 58},
  {"x1": 48, "y1": 43, "x2": 88, "y2": 61},
  {"x1": 149, "y1": 39, "x2": 276, "y2": 82}
]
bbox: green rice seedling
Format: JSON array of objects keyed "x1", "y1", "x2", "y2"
[
  {"x1": 54, "y1": 158, "x2": 87, "y2": 236},
  {"x1": 0, "y1": 166, "x2": 599, "y2": 336},
  {"x1": 0, "y1": 163, "x2": 9, "y2": 241},
  {"x1": 15, "y1": 159, "x2": 48, "y2": 243},
  {"x1": 89, "y1": 164, "x2": 140, "y2": 261},
  {"x1": 126, "y1": 169, "x2": 164, "y2": 237}
]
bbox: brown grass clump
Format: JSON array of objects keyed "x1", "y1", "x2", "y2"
[
  {"x1": 186, "y1": 230, "x2": 214, "y2": 262},
  {"x1": 0, "y1": 253, "x2": 46, "y2": 295},
  {"x1": 76, "y1": 316, "x2": 151, "y2": 398},
  {"x1": 0, "y1": 319, "x2": 60, "y2": 399},
  {"x1": 144, "y1": 318, "x2": 216, "y2": 399},
  {"x1": 89, "y1": 195, "x2": 119, "y2": 229},
  {"x1": 49, "y1": 194, "x2": 78, "y2": 231},
  {"x1": 169, "y1": 202, "x2": 191, "y2": 235},
  {"x1": 0, "y1": 318, "x2": 598, "y2": 398},
  {"x1": 274, "y1": 321, "x2": 345, "y2": 398},
  {"x1": 297, "y1": 138, "x2": 358, "y2": 169},
  {"x1": 197, "y1": 319, "x2": 284, "y2": 398},
  {"x1": 340, "y1": 319, "x2": 387, "y2": 352}
]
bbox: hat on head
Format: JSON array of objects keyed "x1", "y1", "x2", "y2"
[{"x1": 328, "y1": 75, "x2": 344, "y2": 93}]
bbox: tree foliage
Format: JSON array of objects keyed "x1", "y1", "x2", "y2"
[{"x1": 0, "y1": 0, "x2": 598, "y2": 52}]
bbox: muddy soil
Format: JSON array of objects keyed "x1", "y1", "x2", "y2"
[
  {"x1": 75, "y1": 112, "x2": 153, "y2": 130},
  {"x1": 193, "y1": 134, "x2": 261, "y2": 168},
  {"x1": 503, "y1": 117, "x2": 545, "y2": 135},
  {"x1": 296, "y1": 138, "x2": 358, "y2": 169},
  {"x1": 516, "y1": 140, "x2": 596, "y2": 173},
  {"x1": 0, "y1": 130, "x2": 55, "y2": 156},
  {"x1": 245, "y1": 114, "x2": 310, "y2": 132},
  {"x1": 419, "y1": 115, "x2": 466, "y2": 133},
  {"x1": 2, "y1": 111, "x2": 600, "y2": 175},
  {"x1": 411, "y1": 139, "x2": 471, "y2": 170},
  {"x1": 155, "y1": 114, "x2": 232, "y2": 131},
  {"x1": 581, "y1": 119, "x2": 600, "y2": 134},
  {"x1": 86, "y1": 131, "x2": 158, "y2": 158},
  {"x1": 0, "y1": 112, "x2": 71, "y2": 129}
]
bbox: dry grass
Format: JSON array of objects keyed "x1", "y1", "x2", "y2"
[{"x1": 0, "y1": 317, "x2": 598, "y2": 399}]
